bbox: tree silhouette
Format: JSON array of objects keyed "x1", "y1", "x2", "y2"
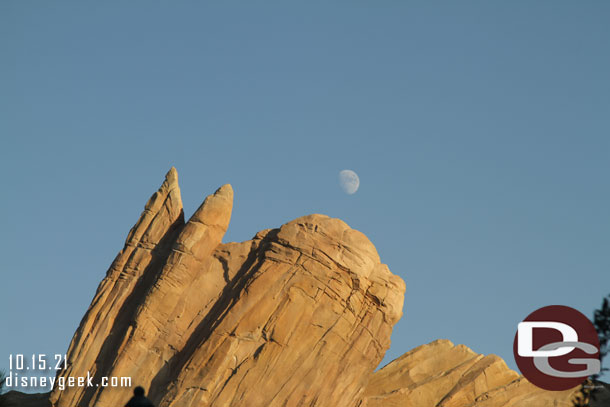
[
  {"x1": 593, "y1": 296, "x2": 610, "y2": 373},
  {"x1": 0, "y1": 370, "x2": 6, "y2": 407},
  {"x1": 573, "y1": 293, "x2": 610, "y2": 407}
]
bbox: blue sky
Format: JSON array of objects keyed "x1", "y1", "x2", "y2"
[{"x1": 1, "y1": 1, "x2": 609, "y2": 390}]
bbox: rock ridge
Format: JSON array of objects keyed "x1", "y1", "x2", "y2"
[
  {"x1": 36, "y1": 168, "x2": 596, "y2": 407},
  {"x1": 48, "y1": 168, "x2": 405, "y2": 407},
  {"x1": 358, "y1": 339, "x2": 589, "y2": 407}
]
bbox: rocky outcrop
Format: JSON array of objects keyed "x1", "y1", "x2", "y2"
[
  {"x1": 49, "y1": 168, "x2": 406, "y2": 407},
  {"x1": 42, "y1": 167, "x2": 601, "y2": 407},
  {"x1": 358, "y1": 339, "x2": 584, "y2": 407},
  {"x1": 50, "y1": 167, "x2": 185, "y2": 407},
  {"x1": 157, "y1": 214, "x2": 405, "y2": 407}
]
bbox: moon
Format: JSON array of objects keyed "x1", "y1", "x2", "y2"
[{"x1": 339, "y1": 170, "x2": 360, "y2": 194}]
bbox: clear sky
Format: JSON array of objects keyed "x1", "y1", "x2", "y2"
[{"x1": 1, "y1": 1, "x2": 609, "y2": 391}]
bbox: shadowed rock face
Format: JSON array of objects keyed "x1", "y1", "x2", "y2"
[{"x1": 49, "y1": 168, "x2": 406, "y2": 407}]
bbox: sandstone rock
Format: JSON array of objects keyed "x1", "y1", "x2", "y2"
[
  {"x1": 157, "y1": 214, "x2": 405, "y2": 407},
  {"x1": 50, "y1": 167, "x2": 185, "y2": 407},
  {"x1": 33, "y1": 167, "x2": 609, "y2": 407},
  {"x1": 92, "y1": 183, "x2": 234, "y2": 407},
  {"x1": 49, "y1": 168, "x2": 405, "y2": 407},
  {"x1": 357, "y1": 339, "x2": 583, "y2": 407}
]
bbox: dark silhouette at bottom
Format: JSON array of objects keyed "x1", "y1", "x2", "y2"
[{"x1": 125, "y1": 386, "x2": 155, "y2": 407}]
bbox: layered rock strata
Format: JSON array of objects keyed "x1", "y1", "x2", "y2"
[
  {"x1": 42, "y1": 168, "x2": 600, "y2": 407},
  {"x1": 358, "y1": 339, "x2": 585, "y2": 407},
  {"x1": 49, "y1": 168, "x2": 406, "y2": 407}
]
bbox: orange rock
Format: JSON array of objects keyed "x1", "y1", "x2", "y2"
[
  {"x1": 49, "y1": 168, "x2": 405, "y2": 407},
  {"x1": 50, "y1": 167, "x2": 184, "y2": 407},
  {"x1": 358, "y1": 339, "x2": 581, "y2": 407},
  {"x1": 48, "y1": 168, "x2": 591, "y2": 407}
]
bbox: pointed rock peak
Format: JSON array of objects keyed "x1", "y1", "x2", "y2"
[
  {"x1": 170, "y1": 184, "x2": 233, "y2": 262},
  {"x1": 165, "y1": 166, "x2": 179, "y2": 187},
  {"x1": 157, "y1": 166, "x2": 180, "y2": 196},
  {"x1": 212, "y1": 183, "x2": 233, "y2": 200},
  {"x1": 141, "y1": 167, "x2": 182, "y2": 220},
  {"x1": 139, "y1": 168, "x2": 182, "y2": 215},
  {"x1": 126, "y1": 168, "x2": 184, "y2": 245},
  {"x1": 189, "y1": 184, "x2": 233, "y2": 228}
]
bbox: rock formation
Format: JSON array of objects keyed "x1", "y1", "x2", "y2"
[
  {"x1": 358, "y1": 339, "x2": 589, "y2": 407},
  {"x1": 2, "y1": 167, "x2": 595, "y2": 407},
  {"x1": 48, "y1": 168, "x2": 406, "y2": 407},
  {"x1": 49, "y1": 167, "x2": 185, "y2": 407}
]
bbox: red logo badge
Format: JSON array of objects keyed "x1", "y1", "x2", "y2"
[{"x1": 513, "y1": 305, "x2": 600, "y2": 391}]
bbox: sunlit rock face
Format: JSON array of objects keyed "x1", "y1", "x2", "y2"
[
  {"x1": 49, "y1": 168, "x2": 405, "y2": 407},
  {"x1": 37, "y1": 167, "x2": 598, "y2": 407},
  {"x1": 357, "y1": 339, "x2": 589, "y2": 407}
]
